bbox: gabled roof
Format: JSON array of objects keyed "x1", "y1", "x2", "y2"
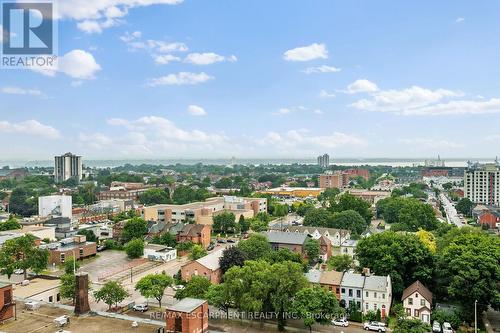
[
  {"x1": 402, "y1": 281, "x2": 433, "y2": 304},
  {"x1": 195, "y1": 248, "x2": 224, "y2": 271},
  {"x1": 341, "y1": 272, "x2": 365, "y2": 288},
  {"x1": 319, "y1": 270, "x2": 343, "y2": 286},
  {"x1": 284, "y1": 226, "x2": 350, "y2": 238},
  {"x1": 305, "y1": 269, "x2": 321, "y2": 284},
  {"x1": 263, "y1": 231, "x2": 309, "y2": 245},
  {"x1": 364, "y1": 275, "x2": 390, "y2": 292},
  {"x1": 178, "y1": 224, "x2": 209, "y2": 237}
]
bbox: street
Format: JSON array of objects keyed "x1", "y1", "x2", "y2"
[{"x1": 439, "y1": 193, "x2": 465, "y2": 227}]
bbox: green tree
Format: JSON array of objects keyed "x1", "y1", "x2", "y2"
[
  {"x1": 60, "y1": 273, "x2": 76, "y2": 304},
  {"x1": 317, "y1": 188, "x2": 340, "y2": 205},
  {"x1": 0, "y1": 215, "x2": 21, "y2": 231},
  {"x1": 77, "y1": 229, "x2": 97, "y2": 242},
  {"x1": 189, "y1": 244, "x2": 207, "y2": 260},
  {"x1": 124, "y1": 238, "x2": 144, "y2": 258},
  {"x1": 237, "y1": 233, "x2": 272, "y2": 260},
  {"x1": 9, "y1": 188, "x2": 38, "y2": 217},
  {"x1": 292, "y1": 286, "x2": 343, "y2": 333},
  {"x1": 121, "y1": 217, "x2": 148, "y2": 243},
  {"x1": 94, "y1": 281, "x2": 129, "y2": 310},
  {"x1": 63, "y1": 257, "x2": 81, "y2": 274},
  {"x1": 265, "y1": 248, "x2": 304, "y2": 266},
  {"x1": 213, "y1": 211, "x2": 236, "y2": 234},
  {"x1": 376, "y1": 197, "x2": 438, "y2": 231},
  {"x1": 206, "y1": 284, "x2": 233, "y2": 319},
  {"x1": 437, "y1": 230, "x2": 500, "y2": 318},
  {"x1": 330, "y1": 193, "x2": 373, "y2": 223},
  {"x1": 219, "y1": 246, "x2": 248, "y2": 273},
  {"x1": 303, "y1": 208, "x2": 332, "y2": 227},
  {"x1": 138, "y1": 188, "x2": 171, "y2": 205},
  {"x1": 150, "y1": 232, "x2": 177, "y2": 247},
  {"x1": 356, "y1": 231, "x2": 434, "y2": 297},
  {"x1": 304, "y1": 239, "x2": 320, "y2": 262},
  {"x1": 327, "y1": 255, "x2": 353, "y2": 272},
  {"x1": 456, "y1": 198, "x2": 474, "y2": 217},
  {"x1": 393, "y1": 318, "x2": 431, "y2": 333},
  {"x1": 0, "y1": 234, "x2": 49, "y2": 279},
  {"x1": 238, "y1": 215, "x2": 250, "y2": 233},
  {"x1": 329, "y1": 210, "x2": 367, "y2": 235},
  {"x1": 135, "y1": 273, "x2": 173, "y2": 308},
  {"x1": 175, "y1": 276, "x2": 211, "y2": 300}
]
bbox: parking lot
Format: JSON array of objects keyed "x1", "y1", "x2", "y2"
[{"x1": 79, "y1": 250, "x2": 136, "y2": 282}]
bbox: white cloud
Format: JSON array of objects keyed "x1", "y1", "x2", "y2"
[
  {"x1": 0, "y1": 120, "x2": 60, "y2": 139},
  {"x1": 57, "y1": 1, "x2": 183, "y2": 33},
  {"x1": 148, "y1": 72, "x2": 213, "y2": 86},
  {"x1": 344, "y1": 79, "x2": 379, "y2": 94},
  {"x1": 32, "y1": 49, "x2": 101, "y2": 79},
  {"x1": 398, "y1": 138, "x2": 464, "y2": 149},
  {"x1": 351, "y1": 86, "x2": 462, "y2": 112},
  {"x1": 319, "y1": 90, "x2": 335, "y2": 98},
  {"x1": 154, "y1": 54, "x2": 181, "y2": 65},
  {"x1": 302, "y1": 65, "x2": 341, "y2": 74},
  {"x1": 187, "y1": 105, "x2": 207, "y2": 116},
  {"x1": 401, "y1": 98, "x2": 500, "y2": 116},
  {"x1": 455, "y1": 17, "x2": 465, "y2": 23},
  {"x1": 283, "y1": 43, "x2": 328, "y2": 62},
  {"x1": 257, "y1": 130, "x2": 365, "y2": 151},
  {"x1": 184, "y1": 52, "x2": 237, "y2": 65},
  {"x1": 1, "y1": 87, "x2": 42, "y2": 96},
  {"x1": 272, "y1": 106, "x2": 323, "y2": 116}
]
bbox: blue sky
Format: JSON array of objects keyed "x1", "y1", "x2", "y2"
[{"x1": 1, "y1": 0, "x2": 500, "y2": 160}]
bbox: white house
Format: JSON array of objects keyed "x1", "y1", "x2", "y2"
[
  {"x1": 340, "y1": 272, "x2": 365, "y2": 310},
  {"x1": 363, "y1": 274, "x2": 392, "y2": 319},
  {"x1": 143, "y1": 244, "x2": 177, "y2": 262},
  {"x1": 340, "y1": 239, "x2": 358, "y2": 264},
  {"x1": 284, "y1": 226, "x2": 350, "y2": 247},
  {"x1": 402, "y1": 281, "x2": 433, "y2": 324}
]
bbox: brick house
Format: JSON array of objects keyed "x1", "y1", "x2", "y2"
[
  {"x1": 319, "y1": 235, "x2": 332, "y2": 261},
  {"x1": 181, "y1": 249, "x2": 224, "y2": 284},
  {"x1": 177, "y1": 224, "x2": 211, "y2": 248},
  {"x1": 165, "y1": 298, "x2": 209, "y2": 333},
  {"x1": 478, "y1": 211, "x2": 500, "y2": 230},
  {"x1": 0, "y1": 282, "x2": 14, "y2": 323},
  {"x1": 263, "y1": 231, "x2": 309, "y2": 256},
  {"x1": 319, "y1": 270, "x2": 344, "y2": 300},
  {"x1": 402, "y1": 281, "x2": 432, "y2": 324}
]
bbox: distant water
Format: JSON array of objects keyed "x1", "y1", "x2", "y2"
[{"x1": 0, "y1": 158, "x2": 489, "y2": 168}]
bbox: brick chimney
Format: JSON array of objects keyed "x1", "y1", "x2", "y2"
[{"x1": 74, "y1": 272, "x2": 90, "y2": 315}]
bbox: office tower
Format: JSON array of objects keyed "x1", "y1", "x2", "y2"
[{"x1": 54, "y1": 152, "x2": 82, "y2": 183}]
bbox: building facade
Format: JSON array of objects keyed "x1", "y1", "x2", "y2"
[
  {"x1": 165, "y1": 298, "x2": 209, "y2": 333},
  {"x1": 0, "y1": 282, "x2": 14, "y2": 323},
  {"x1": 402, "y1": 281, "x2": 432, "y2": 324},
  {"x1": 38, "y1": 195, "x2": 73, "y2": 219},
  {"x1": 363, "y1": 275, "x2": 392, "y2": 318},
  {"x1": 464, "y1": 162, "x2": 500, "y2": 206},
  {"x1": 181, "y1": 249, "x2": 224, "y2": 284},
  {"x1": 54, "y1": 152, "x2": 82, "y2": 183},
  {"x1": 317, "y1": 154, "x2": 330, "y2": 168}
]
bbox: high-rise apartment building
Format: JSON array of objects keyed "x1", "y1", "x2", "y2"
[
  {"x1": 54, "y1": 152, "x2": 82, "y2": 183},
  {"x1": 464, "y1": 162, "x2": 500, "y2": 206},
  {"x1": 317, "y1": 154, "x2": 330, "y2": 168}
]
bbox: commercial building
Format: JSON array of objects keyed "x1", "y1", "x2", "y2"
[
  {"x1": 54, "y1": 152, "x2": 82, "y2": 183},
  {"x1": 41, "y1": 235, "x2": 97, "y2": 265},
  {"x1": 317, "y1": 154, "x2": 330, "y2": 168},
  {"x1": 165, "y1": 298, "x2": 209, "y2": 333},
  {"x1": 38, "y1": 195, "x2": 73, "y2": 219},
  {"x1": 98, "y1": 187, "x2": 149, "y2": 201},
  {"x1": 464, "y1": 162, "x2": 500, "y2": 206},
  {"x1": 181, "y1": 249, "x2": 224, "y2": 284},
  {"x1": 142, "y1": 196, "x2": 266, "y2": 225},
  {"x1": 260, "y1": 187, "x2": 324, "y2": 198},
  {"x1": 0, "y1": 226, "x2": 56, "y2": 242},
  {"x1": 319, "y1": 169, "x2": 370, "y2": 189},
  {"x1": 143, "y1": 244, "x2": 177, "y2": 262},
  {"x1": 402, "y1": 281, "x2": 433, "y2": 324}
]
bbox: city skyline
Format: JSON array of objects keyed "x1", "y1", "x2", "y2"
[{"x1": 2, "y1": 0, "x2": 500, "y2": 159}]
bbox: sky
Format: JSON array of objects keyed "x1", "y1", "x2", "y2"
[{"x1": 1, "y1": 0, "x2": 500, "y2": 160}]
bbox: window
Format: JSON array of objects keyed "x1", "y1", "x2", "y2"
[
  {"x1": 356, "y1": 301, "x2": 361, "y2": 308},
  {"x1": 420, "y1": 299, "x2": 426, "y2": 306},
  {"x1": 414, "y1": 309, "x2": 420, "y2": 317},
  {"x1": 366, "y1": 291, "x2": 369, "y2": 297},
  {"x1": 382, "y1": 293, "x2": 385, "y2": 299},
  {"x1": 366, "y1": 303, "x2": 369, "y2": 310},
  {"x1": 60, "y1": 253, "x2": 65, "y2": 263},
  {"x1": 356, "y1": 290, "x2": 361, "y2": 298},
  {"x1": 49, "y1": 296, "x2": 53, "y2": 303},
  {"x1": 79, "y1": 248, "x2": 84, "y2": 256},
  {"x1": 341, "y1": 288, "x2": 345, "y2": 293},
  {"x1": 374, "y1": 292, "x2": 377, "y2": 298},
  {"x1": 57, "y1": 293, "x2": 60, "y2": 302},
  {"x1": 348, "y1": 289, "x2": 353, "y2": 297},
  {"x1": 408, "y1": 298, "x2": 413, "y2": 305}
]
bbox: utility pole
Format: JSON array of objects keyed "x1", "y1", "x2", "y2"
[{"x1": 475, "y1": 300, "x2": 478, "y2": 333}]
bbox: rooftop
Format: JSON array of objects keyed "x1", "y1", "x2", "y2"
[
  {"x1": 13, "y1": 278, "x2": 60, "y2": 299},
  {"x1": 263, "y1": 231, "x2": 309, "y2": 245},
  {"x1": 195, "y1": 248, "x2": 224, "y2": 270},
  {"x1": 167, "y1": 297, "x2": 206, "y2": 313},
  {"x1": 144, "y1": 244, "x2": 175, "y2": 252},
  {"x1": 364, "y1": 275, "x2": 390, "y2": 292},
  {"x1": 341, "y1": 272, "x2": 365, "y2": 288},
  {"x1": 319, "y1": 270, "x2": 344, "y2": 286},
  {"x1": 402, "y1": 280, "x2": 433, "y2": 303},
  {"x1": 305, "y1": 269, "x2": 321, "y2": 284}
]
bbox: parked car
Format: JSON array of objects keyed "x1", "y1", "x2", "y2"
[
  {"x1": 442, "y1": 322, "x2": 453, "y2": 333},
  {"x1": 133, "y1": 304, "x2": 148, "y2": 312},
  {"x1": 432, "y1": 320, "x2": 442, "y2": 332},
  {"x1": 363, "y1": 321, "x2": 387, "y2": 332},
  {"x1": 14, "y1": 269, "x2": 24, "y2": 275},
  {"x1": 207, "y1": 243, "x2": 215, "y2": 251},
  {"x1": 227, "y1": 239, "x2": 236, "y2": 243},
  {"x1": 97, "y1": 245, "x2": 106, "y2": 252},
  {"x1": 217, "y1": 239, "x2": 226, "y2": 244},
  {"x1": 331, "y1": 318, "x2": 349, "y2": 327}
]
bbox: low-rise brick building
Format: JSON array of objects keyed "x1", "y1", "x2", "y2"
[
  {"x1": 0, "y1": 282, "x2": 14, "y2": 323},
  {"x1": 177, "y1": 224, "x2": 211, "y2": 248},
  {"x1": 41, "y1": 235, "x2": 97, "y2": 265},
  {"x1": 165, "y1": 298, "x2": 209, "y2": 333},
  {"x1": 181, "y1": 249, "x2": 224, "y2": 284}
]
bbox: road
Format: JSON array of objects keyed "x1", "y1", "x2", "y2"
[{"x1": 439, "y1": 193, "x2": 465, "y2": 227}]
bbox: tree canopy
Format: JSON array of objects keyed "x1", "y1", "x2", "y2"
[
  {"x1": 219, "y1": 246, "x2": 248, "y2": 273},
  {"x1": 376, "y1": 197, "x2": 438, "y2": 231},
  {"x1": 237, "y1": 234, "x2": 272, "y2": 260},
  {"x1": 94, "y1": 281, "x2": 129, "y2": 310},
  {"x1": 135, "y1": 273, "x2": 173, "y2": 307},
  {"x1": 121, "y1": 217, "x2": 148, "y2": 243},
  {"x1": 0, "y1": 234, "x2": 49, "y2": 279}
]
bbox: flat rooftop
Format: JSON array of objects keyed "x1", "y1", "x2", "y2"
[
  {"x1": 13, "y1": 278, "x2": 60, "y2": 299},
  {"x1": 167, "y1": 297, "x2": 206, "y2": 313}
]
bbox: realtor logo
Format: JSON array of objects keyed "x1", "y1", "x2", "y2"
[{"x1": 1, "y1": 1, "x2": 57, "y2": 69}]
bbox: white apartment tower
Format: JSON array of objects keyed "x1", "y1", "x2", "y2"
[
  {"x1": 317, "y1": 153, "x2": 330, "y2": 168},
  {"x1": 54, "y1": 152, "x2": 82, "y2": 183},
  {"x1": 464, "y1": 161, "x2": 500, "y2": 206}
]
